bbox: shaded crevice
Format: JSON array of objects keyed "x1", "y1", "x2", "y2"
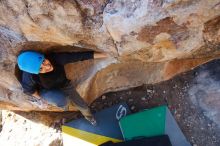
[{"x1": 14, "y1": 41, "x2": 96, "y2": 56}]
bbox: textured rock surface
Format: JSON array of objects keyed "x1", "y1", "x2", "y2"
[
  {"x1": 0, "y1": 0, "x2": 220, "y2": 111},
  {"x1": 0, "y1": 110, "x2": 62, "y2": 146}
]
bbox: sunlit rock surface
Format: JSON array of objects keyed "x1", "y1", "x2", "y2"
[
  {"x1": 0, "y1": 110, "x2": 62, "y2": 146},
  {"x1": 0, "y1": 0, "x2": 219, "y2": 111}
]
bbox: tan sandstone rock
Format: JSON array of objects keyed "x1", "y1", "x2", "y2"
[{"x1": 0, "y1": 0, "x2": 219, "y2": 111}]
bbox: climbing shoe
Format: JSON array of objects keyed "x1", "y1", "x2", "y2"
[{"x1": 85, "y1": 116, "x2": 97, "y2": 126}]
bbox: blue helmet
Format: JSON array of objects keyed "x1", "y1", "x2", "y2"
[{"x1": 17, "y1": 51, "x2": 45, "y2": 74}]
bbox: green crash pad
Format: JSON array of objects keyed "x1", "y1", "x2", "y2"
[
  {"x1": 119, "y1": 105, "x2": 191, "y2": 146},
  {"x1": 119, "y1": 106, "x2": 166, "y2": 139}
]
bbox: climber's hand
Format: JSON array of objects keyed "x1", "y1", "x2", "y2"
[{"x1": 93, "y1": 52, "x2": 108, "y2": 59}]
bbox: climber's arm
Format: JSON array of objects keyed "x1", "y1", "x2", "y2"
[
  {"x1": 50, "y1": 51, "x2": 94, "y2": 65},
  {"x1": 21, "y1": 72, "x2": 40, "y2": 98},
  {"x1": 50, "y1": 51, "x2": 108, "y2": 65}
]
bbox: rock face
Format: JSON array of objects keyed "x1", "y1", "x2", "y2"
[{"x1": 0, "y1": 0, "x2": 219, "y2": 111}]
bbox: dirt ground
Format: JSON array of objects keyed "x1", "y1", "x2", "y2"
[{"x1": 1, "y1": 59, "x2": 220, "y2": 146}]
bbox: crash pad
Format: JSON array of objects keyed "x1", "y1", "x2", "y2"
[
  {"x1": 119, "y1": 105, "x2": 191, "y2": 146},
  {"x1": 62, "y1": 103, "x2": 130, "y2": 146}
]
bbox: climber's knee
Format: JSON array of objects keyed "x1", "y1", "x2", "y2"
[{"x1": 39, "y1": 89, "x2": 67, "y2": 109}]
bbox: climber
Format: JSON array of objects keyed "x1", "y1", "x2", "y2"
[{"x1": 16, "y1": 50, "x2": 108, "y2": 125}]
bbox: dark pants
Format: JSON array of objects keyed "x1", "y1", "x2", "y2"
[{"x1": 39, "y1": 81, "x2": 92, "y2": 117}]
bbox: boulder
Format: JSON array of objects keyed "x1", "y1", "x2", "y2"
[{"x1": 0, "y1": 0, "x2": 219, "y2": 111}]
